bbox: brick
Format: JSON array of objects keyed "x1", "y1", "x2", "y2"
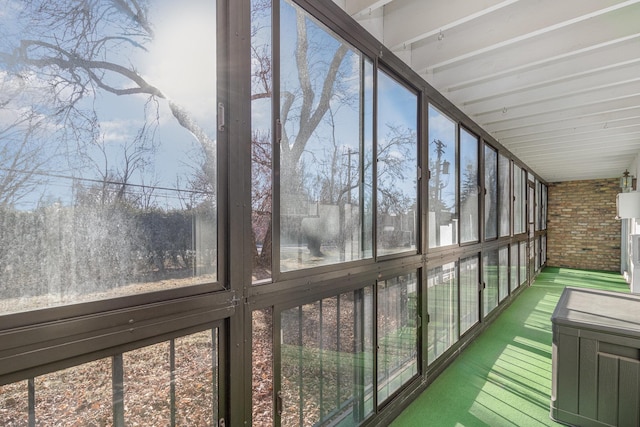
[{"x1": 547, "y1": 178, "x2": 620, "y2": 272}]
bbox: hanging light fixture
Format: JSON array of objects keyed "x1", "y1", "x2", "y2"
[{"x1": 621, "y1": 169, "x2": 635, "y2": 193}]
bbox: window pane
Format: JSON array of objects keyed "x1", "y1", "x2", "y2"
[
  {"x1": 279, "y1": 1, "x2": 372, "y2": 271},
  {"x1": 376, "y1": 71, "x2": 418, "y2": 256},
  {"x1": 377, "y1": 273, "x2": 419, "y2": 403},
  {"x1": 535, "y1": 180, "x2": 541, "y2": 231},
  {"x1": 253, "y1": 308, "x2": 274, "y2": 426},
  {"x1": 280, "y1": 287, "x2": 374, "y2": 426},
  {"x1": 513, "y1": 165, "x2": 521, "y2": 234},
  {"x1": 122, "y1": 335, "x2": 219, "y2": 425},
  {"x1": 520, "y1": 241, "x2": 527, "y2": 285},
  {"x1": 484, "y1": 144, "x2": 498, "y2": 240},
  {"x1": 0, "y1": 329, "x2": 218, "y2": 426},
  {"x1": 173, "y1": 330, "x2": 218, "y2": 426},
  {"x1": 34, "y1": 358, "x2": 112, "y2": 426},
  {"x1": 541, "y1": 184, "x2": 548, "y2": 230},
  {"x1": 460, "y1": 255, "x2": 479, "y2": 334},
  {"x1": 499, "y1": 154, "x2": 511, "y2": 237},
  {"x1": 122, "y1": 342, "x2": 171, "y2": 425},
  {"x1": 0, "y1": 380, "x2": 29, "y2": 426},
  {"x1": 0, "y1": 0, "x2": 218, "y2": 315},
  {"x1": 460, "y1": 129, "x2": 479, "y2": 243},
  {"x1": 510, "y1": 243, "x2": 519, "y2": 292},
  {"x1": 499, "y1": 246, "x2": 509, "y2": 302},
  {"x1": 363, "y1": 59, "x2": 375, "y2": 260},
  {"x1": 529, "y1": 181, "x2": 535, "y2": 234},
  {"x1": 427, "y1": 262, "x2": 458, "y2": 364},
  {"x1": 483, "y1": 250, "x2": 499, "y2": 317},
  {"x1": 514, "y1": 166, "x2": 525, "y2": 234},
  {"x1": 513, "y1": 165, "x2": 533, "y2": 234},
  {"x1": 428, "y1": 106, "x2": 458, "y2": 248},
  {"x1": 251, "y1": 0, "x2": 274, "y2": 282}
]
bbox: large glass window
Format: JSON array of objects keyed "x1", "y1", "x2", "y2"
[
  {"x1": 513, "y1": 165, "x2": 522, "y2": 235},
  {"x1": 38, "y1": 358, "x2": 111, "y2": 425},
  {"x1": 499, "y1": 246, "x2": 510, "y2": 302},
  {"x1": 428, "y1": 106, "x2": 457, "y2": 248},
  {"x1": 363, "y1": 60, "x2": 375, "y2": 259},
  {"x1": 0, "y1": 0, "x2": 219, "y2": 314},
  {"x1": 543, "y1": 184, "x2": 548, "y2": 230},
  {"x1": 460, "y1": 255, "x2": 479, "y2": 334},
  {"x1": 253, "y1": 308, "x2": 274, "y2": 426},
  {"x1": 540, "y1": 183, "x2": 548, "y2": 231},
  {"x1": 459, "y1": 129, "x2": 479, "y2": 244},
  {"x1": 520, "y1": 241, "x2": 528, "y2": 286},
  {"x1": 513, "y1": 166, "x2": 526, "y2": 235},
  {"x1": 376, "y1": 71, "x2": 419, "y2": 256},
  {"x1": 535, "y1": 180, "x2": 541, "y2": 231},
  {"x1": 483, "y1": 249, "x2": 499, "y2": 317},
  {"x1": 510, "y1": 243, "x2": 519, "y2": 292},
  {"x1": 0, "y1": 329, "x2": 220, "y2": 425},
  {"x1": 427, "y1": 262, "x2": 458, "y2": 364},
  {"x1": 122, "y1": 333, "x2": 219, "y2": 425},
  {"x1": 377, "y1": 272, "x2": 419, "y2": 403},
  {"x1": 498, "y1": 154, "x2": 511, "y2": 237},
  {"x1": 280, "y1": 287, "x2": 374, "y2": 426},
  {"x1": 279, "y1": 1, "x2": 372, "y2": 271},
  {"x1": 484, "y1": 144, "x2": 498, "y2": 240},
  {"x1": 251, "y1": 0, "x2": 274, "y2": 282}
]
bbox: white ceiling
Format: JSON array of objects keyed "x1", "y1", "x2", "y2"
[{"x1": 335, "y1": 0, "x2": 640, "y2": 182}]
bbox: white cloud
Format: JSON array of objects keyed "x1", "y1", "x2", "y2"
[{"x1": 99, "y1": 119, "x2": 143, "y2": 143}]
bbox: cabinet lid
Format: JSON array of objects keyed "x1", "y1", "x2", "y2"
[{"x1": 552, "y1": 287, "x2": 640, "y2": 338}]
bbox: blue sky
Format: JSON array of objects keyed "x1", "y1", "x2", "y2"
[{"x1": 0, "y1": 0, "x2": 217, "y2": 211}]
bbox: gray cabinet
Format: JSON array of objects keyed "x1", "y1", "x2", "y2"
[{"x1": 551, "y1": 287, "x2": 640, "y2": 427}]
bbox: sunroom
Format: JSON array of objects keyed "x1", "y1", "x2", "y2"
[{"x1": 1, "y1": 1, "x2": 639, "y2": 426}]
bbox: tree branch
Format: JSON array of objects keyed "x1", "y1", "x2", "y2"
[{"x1": 18, "y1": 39, "x2": 164, "y2": 97}]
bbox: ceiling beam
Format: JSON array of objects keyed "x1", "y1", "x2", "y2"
[
  {"x1": 483, "y1": 96, "x2": 640, "y2": 133},
  {"x1": 498, "y1": 122, "x2": 640, "y2": 146},
  {"x1": 433, "y1": 32, "x2": 640, "y2": 93},
  {"x1": 382, "y1": 0, "x2": 520, "y2": 50},
  {"x1": 342, "y1": 0, "x2": 392, "y2": 17},
  {"x1": 410, "y1": 0, "x2": 640, "y2": 75},
  {"x1": 444, "y1": 36, "x2": 640, "y2": 101},
  {"x1": 493, "y1": 108, "x2": 640, "y2": 140},
  {"x1": 461, "y1": 67, "x2": 640, "y2": 116},
  {"x1": 474, "y1": 81, "x2": 640, "y2": 126}
]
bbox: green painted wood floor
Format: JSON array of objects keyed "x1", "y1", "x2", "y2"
[{"x1": 391, "y1": 267, "x2": 630, "y2": 427}]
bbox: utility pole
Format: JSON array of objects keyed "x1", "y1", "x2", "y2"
[{"x1": 431, "y1": 139, "x2": 446, "y2": 246}]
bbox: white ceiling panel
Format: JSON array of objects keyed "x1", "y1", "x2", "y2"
[{"x1": 337, "y1": 0, "x2": 640, "y2": 182}]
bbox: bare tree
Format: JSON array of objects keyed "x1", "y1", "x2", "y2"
[
  {"x1": 377, "y1": 123, "x2": 418, "y2": 214},
  {"x1": 250, "y1": 2, "x2": 420, "y2": 266},
  {"x1": 251, "y1": 4, "x2": 351, "y2": 269},
  {"x1": 85, "y1": 120, "x2": 158, "y2": 206},
  {"x1": 1, "y1": 0, "x2": 215, "y2": 189},
  {"x1": 252, "y1": 130, "x2": 273, "y2": 269},
  {"x1": 0, "y1": 0, "x2": 219, "y2": 299},
  {"x1": 0, "y1": 110, "x2": 51, "y2": 208},
  {"x1": 279, "y1": 11, "x2": 349, "y2": 171}
]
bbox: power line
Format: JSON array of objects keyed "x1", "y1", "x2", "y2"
[{"x1": 0, "y1": 166, "x2": 214, "y2": 196}]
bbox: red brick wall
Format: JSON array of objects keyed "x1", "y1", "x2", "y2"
[{"x1": 547, "y1": 178, "x2": 621, "y2": 272}]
